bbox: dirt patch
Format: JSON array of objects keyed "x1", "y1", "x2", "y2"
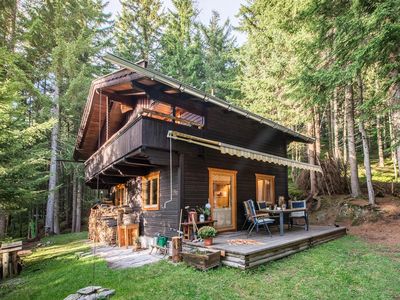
[
  {"x1": 349, "y1": 219, "x2": 400, "y2": 247},
  {"x1": 310, "y1": 195, "x2": 400, "y2": 247}
]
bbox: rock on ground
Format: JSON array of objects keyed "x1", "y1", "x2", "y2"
[{"x1": 64, "y1": 286, "x2": 115, "y2": 300}]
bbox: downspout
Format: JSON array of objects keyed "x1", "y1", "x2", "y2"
[{"x1": 163, "y1": 134, "x2": 174, "y2": 209}]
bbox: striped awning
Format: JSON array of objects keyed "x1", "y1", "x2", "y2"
[{"x1": 167, "y1": 130, "x2": 323, "y2": 173}]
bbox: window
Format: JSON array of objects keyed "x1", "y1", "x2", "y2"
[
  {"x1": 142, "y1": 171, "x2": 160, "y2": 210},
  {"x1": 255, "y1": 174, "x2": 275, "y2": 204},
  {"x1": 114, "y1": 184, "x2": 127, "y2": 206},
  {"x1": 137, "y1": 100, "x2": 204, "y2": 129}
]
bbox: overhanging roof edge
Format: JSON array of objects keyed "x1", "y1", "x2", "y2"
[{"x1": 103, "y1": 53, "x2": 314, "y2": 144}]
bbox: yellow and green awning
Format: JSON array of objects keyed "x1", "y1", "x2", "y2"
[{"x1": 167, "y1": 130, "x2": 323, "y2": 173}]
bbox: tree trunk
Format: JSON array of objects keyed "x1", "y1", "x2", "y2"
[
  {"x1": 388, "y1": 51, "x2": 400, "y2": 176},
  {"x1": 45, "y1": 84, "x2": 60, "y2": 234},
  {"x1": 327, "y1": 101, "x2": 333, "y2": 154},
  {"x1": 389, "y1": 112, "x2": 398, "y2": 179},
  {"x1": 357, "y1": 74, "x2": 375, "y2": 205},
  {"x1": 377, "y1": 115, "x2": 385, "y2": 167},
  {"x1": 359, "y1": 121, "x2": 375, "y2": 204},
  {"x1": 53, "y1": 183, "x2": 60, "y2": 234},
  {"x1": 343, "y1": 97, "x2": 348, "y2": 164},
  {"x1": 333, "y1": 87, "x2": 341, "y2": 160},
  {"x1": 75, "y1": 179, "x2": 82, "y2": 232},
  {"x1": 345, "y1": 84, "x2": 361, "y2": 198},
  {"x1": 0, "y1": 210, "x2": 7, "y2": 238},
  {"x1": 64, "y1": 173, "x2": 69, "y2": 228},
  {"x1": 307, "y1": 120, "x2": 317, "y2": 195},
  {"x1": 314, "y1": 107, "x2": 321, "y2": 158},
  {"x1": 71, "y1": 168, "x2": 77, "y2": 233}
]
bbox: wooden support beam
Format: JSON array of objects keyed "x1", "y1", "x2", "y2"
[
  {"x1": 102, "y1": 166, "x2": 150, "y2": 177},
  {"x1": 114, "y1": 89, "x2": 146, "y2": 96},
  {"x1": 98, "y1": 176, "x2": 129, "y2": 185},
  {"x1": 101, "y1": 90, "x2": 136, "y2": 107},
  {"x1": 119, "y1": 157, "x2": 154, "y2": 167},
  {"x1": 131, "y1": 80, "x2": 204, "y2": 115}
]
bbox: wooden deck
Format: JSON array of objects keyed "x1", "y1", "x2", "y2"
[{"x1": 184, "y1": 225, "x2": 346, "y2": 269}]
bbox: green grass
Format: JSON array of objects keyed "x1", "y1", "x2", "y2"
[
  {"x1": 1, "y1": 232, "x2": 400, "y2": 300},
  {"x1": 359, "y1": 158, "x2": 399, "y2": 184}
]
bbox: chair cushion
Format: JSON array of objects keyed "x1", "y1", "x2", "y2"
[
  {"x1": 257, "y1": 218, "x2": 275, "y2": 224},
  {"x1": 290, "y1": 200, "x2": 306, "y2": 217}
]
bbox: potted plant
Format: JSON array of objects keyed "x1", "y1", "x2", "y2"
[
  {"x1": 197, "y1": 203, "x2": 212, "y2": 221},
  {"x1": 204, "y1": 203, "x2": 211, "y2": 220},
  {"x1": 198, "y1": 226, "x2": 217, "y2": 246}
]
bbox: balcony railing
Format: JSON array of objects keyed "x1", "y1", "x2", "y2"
[{"x1": 84, "y1": 116, "x2": 201, "y2": 181}]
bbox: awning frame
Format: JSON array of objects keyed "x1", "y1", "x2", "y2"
[{"x1": 167, "y1": 130, "x2": 323, "y2": 173}]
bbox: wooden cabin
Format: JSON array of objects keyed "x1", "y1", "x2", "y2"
[{"x1": 74, "y1": 54, "x2": 321, "y2": 239}]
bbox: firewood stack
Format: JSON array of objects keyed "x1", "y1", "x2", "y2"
[{"x1": 88, "y1": 204, "x2": 140, "y2": 245}]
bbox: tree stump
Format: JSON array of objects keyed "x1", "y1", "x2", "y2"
[
  {"x1": 171, "y1": 236, "x2": 182, "y2": 263},
  {"x1": 2, "y1": 252, "x2": 9, "y2": 278}
]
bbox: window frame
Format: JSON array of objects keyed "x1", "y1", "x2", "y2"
[
  {"x1": 115, "y1": 184, "x2": 127, "y2": 207},
  {"x1": 142, "y1": 171, "x2": 160, "y2": 211},
  {"x1": 255, "y1": 173, "x2": 275, "y2": 204}
]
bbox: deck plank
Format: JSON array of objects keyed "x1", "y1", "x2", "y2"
[{"x1": 184, "y1": 225, "x2": 346, "y2": 269}]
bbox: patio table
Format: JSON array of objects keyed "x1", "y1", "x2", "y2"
[{"x1": 261, "y1": 208, "x2": 308, "y2": 236}]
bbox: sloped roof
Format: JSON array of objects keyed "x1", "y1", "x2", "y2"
[{"x1": 103, "y1": 53, "x2": 314, "y2": 143}]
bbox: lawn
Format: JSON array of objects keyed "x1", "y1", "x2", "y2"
[{"x1": 1, "y1": 232, "x2": 400, "y2": 300}]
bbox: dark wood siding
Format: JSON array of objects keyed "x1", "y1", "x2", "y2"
[
  {"x1": 85, "y1": 96, "x2": 292, "y2": 235},
  {"x1": 141, "y1": 165, "x2": 181, "y2": 238},
  {"x1": 182, "y1": 146, "x2": 288, "y2": 228},
  {"x1": 205, "y1": 106, "x2": 288, "y2": 155}
]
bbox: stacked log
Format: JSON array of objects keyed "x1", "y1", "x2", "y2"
[
  {"x1": 88, "y1": 204, "x2": 140, "y2": 245},
  {"x1": 295, "y1": 156, "x2": 349, "y2": 195}
]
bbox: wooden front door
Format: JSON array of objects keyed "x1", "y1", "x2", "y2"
[{"x1": 208, "y1": 168, "x2": 237, "y2": 232}]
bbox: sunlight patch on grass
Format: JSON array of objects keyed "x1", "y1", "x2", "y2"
[{"x1": 359, "y1": 158, "x2": 399, "y2": 183}]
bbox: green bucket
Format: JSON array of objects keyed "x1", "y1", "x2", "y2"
[{"x1": 157, "y1": 236, "x2": 168, "y2": 247}]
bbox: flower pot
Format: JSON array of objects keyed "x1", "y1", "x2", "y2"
[
  {"x1": 189, "y1": 211, "x2": 197, "y2": 223},
  {"x1": 199, "y1": 214, "x2": 205, "y2": 222},
  {"x1": 203, "y1": 237, "x2": 213, "y2": 246}
]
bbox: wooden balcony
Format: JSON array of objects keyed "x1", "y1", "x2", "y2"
[{"x1": 84, "y1": 116, "x2": 201, "y2": 183}]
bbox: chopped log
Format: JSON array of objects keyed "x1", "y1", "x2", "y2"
[
  {"x1": 88, "y1": 203, "x2": 140, "y2": 245},
  {"x1": 171, "y1": 236, "x2": 182, "y2": 263},
  {"x1": 2, "y1": 252, "x2": 9, "y2": 278}
]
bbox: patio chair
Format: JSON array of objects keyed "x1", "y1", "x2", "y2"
[
  {"x1": 256, "y1": 201, "x2": 268, "y2": 211},
  {"x1": 257, "y1": 200, "x2": 280, "y2": 222},
  {"x1": 289, "y1": 200, "x2": 309, "y2": 231},
  {"x1": 241, "y1": 201, "x2": 252, "y2": 230},
  {"x1": 246, "y1": 200, "x2": 274, "y2": 237}
]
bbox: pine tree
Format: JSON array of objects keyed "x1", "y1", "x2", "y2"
[
  {"x1": 115, "y1": 0, "x2": 165, "y2": 64},
  {"x1": 24, "y1": 0, "x2": 111, "y2": 234},
  {"x1": 200, "y1": 11, "x2": 237, "y2": 99},
  {"x1": 159, "y1": 0, "x2": 204, "y2": 87},
  {"x1": 237, "y1": 0, "x2": 309, "y2": 127},
  {"x1": 0, "y1": 1, "x2": 53, "y2": 237}
]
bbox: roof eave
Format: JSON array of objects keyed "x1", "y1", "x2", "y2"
[{"x1": 103, "y1": 53, "x2": 314, "y2": 144}]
